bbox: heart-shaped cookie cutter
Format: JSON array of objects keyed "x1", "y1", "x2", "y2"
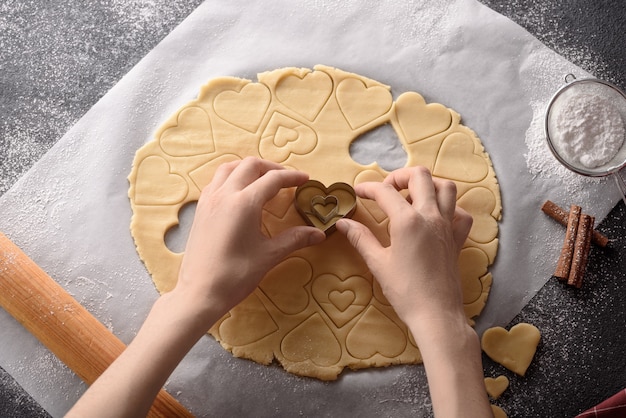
[
  {"x1": 310, "y1": 194, "x2": 339, "y2": 224},
  {"x1": 294, "y1": 180, "x2": 357, "y2": 235}
]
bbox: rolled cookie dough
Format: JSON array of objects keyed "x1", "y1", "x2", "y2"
[{"x1": 128, "y1": 65, "x2": 501, "y2": 380}]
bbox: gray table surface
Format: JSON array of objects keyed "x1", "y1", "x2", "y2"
[{"x1": 1, "y1": 1, "x2": 624, "y2": 417}]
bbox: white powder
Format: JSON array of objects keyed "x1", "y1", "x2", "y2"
[
  {"x1": 550, "y1": 91, "x2": 625, "y2": 168},
  {"x1": 520, "y1": 47, "x2": 610, "y2": 203}
]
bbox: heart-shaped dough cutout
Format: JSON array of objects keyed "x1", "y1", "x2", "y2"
[
  {"x1": 259, "y1": 257, "x2": 311, "y2": 315},
  {"x1": 457, "y1": 187, "x2": 498, "y2": 244},
  {"x1": 276, "y1": 70, "x2": 333, "y2": 121},
  {"x1": 354, "y1": 170, "x2": 388, "y2": 224},
  {"x1": 133, "y1": 156, "x2": 188, "y2": 205},
  {"x1": 482, "y1": 323, "x2": 541, "y2": 376},
  {"x1": 213, "y1": 82, "x2": 271, "y2": 133},
  {"x1": 329, "y1": 290, "x2": 355, "y2": 312},
  {"x1": 294, "y1": 180, "x2": 357, "y2": 235},
  {"x1": 260, "y1": 112, "x2": 318, "y2": 163},
  {"x1": 395, "y1": 92, "x2": 452, "y2": 143},
  {"x1": 312, "y1": 274, "x2": 372, "y2": 328},
  {"x1": 218, "y1": 293, "x2": 278, "y2": 347},
  {"x1": 345, "y1": 306, "x2": 406, "y2": 359},
  {"x1": 484, "y1": 375, "x2": 509, "y2": 399},
  {"x1": 336, "y1": 77, "x2": 392, "y2": 129},
  {"x1": 491, "y1": 405, "x2": 508, "y2": 418},
  {"x1": 281, "y1": 313, "x2": 342, "y2": 366},
  {"x1": 459, "y1": 247, "x2": 489, "y2": 304},
  {"x1": 160, "y1": 106, "x2": 215, "y2": 156},
  {"x1": 433, "y1": 132, "x2": 489, "y2": 182}
]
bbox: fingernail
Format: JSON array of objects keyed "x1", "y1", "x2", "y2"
[
  {"x1": 308, "y1": 229, "x2": 326, "y2": 245},
  {"x1": 335, "y1": 219, "x2": 350, "y2": 233}
]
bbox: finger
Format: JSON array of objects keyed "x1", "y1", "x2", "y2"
[
  {"x1": 432, "y1": 177, "x2": 458, "y2": 220},
  {"x1": 336, "y1": 218, "x2": 384, "y2": 265},
  {"x1": 385, "y1": 166, "x2": 438, "y2": 213},
  {"x1": 384, "y1": 166, "x2": 431, "y2": 194},
  {"x1": 267, "y1": 226, "x2": 326, "y2": 263},
  {"x1": 382, "y1": 166, "x2": 419, "y2": 190},
  {"x1": 355, "y1": 181, "x2": 415, "y2": 221},
  {"x1": 247, "y1": 168, "x2": 309, "y2": 206},
  {"x1": 452, "y1": 206, "x2": 473, "y2": 250},
  {"x1": 206, "y1": 159, "x2": 242, "y2": 193},
  {"x1": 226, "y1": 157, "x2": 286, "y2": 190}
]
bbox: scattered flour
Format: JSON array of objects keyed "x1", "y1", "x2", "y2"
[
  {"x1": 519, "y1": 47, "x2": 609, "y2": 203},
  {"x1": 0, "y1": 0, "x2": 204, "y2": 196}
]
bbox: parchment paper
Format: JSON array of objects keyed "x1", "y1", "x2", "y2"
[{"x1": 0, "y1": 0, "x2": 620, "y2": 416}]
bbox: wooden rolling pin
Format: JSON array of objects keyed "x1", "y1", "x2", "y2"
[{"x1": 0, "y1": 232, "x2": 193, "y2": 417}]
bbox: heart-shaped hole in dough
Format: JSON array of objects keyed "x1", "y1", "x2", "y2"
[
  {"x1": 164, "y1": 201, "x2": 197, "y2": 254},
  {"x1": 349, "y1": 123, "x2": 407, "y2": 171}
]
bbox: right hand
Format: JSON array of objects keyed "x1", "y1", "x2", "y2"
[{"x1": 336, "y1": 166, "x2": 472, "y2": 329}]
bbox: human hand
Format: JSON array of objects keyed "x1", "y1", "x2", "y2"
[
  {"x1": 175, "y1": 157, "x2": 326, "y2": 320},
  {"x1": 337, "y1": 167, "x2": 492, "y2": 417},
  {"x1": 336, "y1": 166, "x2": 472, "y2": 330}
]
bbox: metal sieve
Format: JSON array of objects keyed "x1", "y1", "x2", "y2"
[{"x1": 545, "y1": 74, "x2": 626, "y2": 203}]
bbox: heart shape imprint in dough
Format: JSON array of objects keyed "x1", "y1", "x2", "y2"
[
  {"x1": 457, "y1": 187, "x2": 498, "y2": 244},
  {"x1": 458, "y1": 247, "x2": 489, "y2": 304},
  {"x1": 484, "y1": 375, "x2": 509, "y2": 399},
  {"x1": 395, "y1": 92, "x2": 452, "y2": 144},
  {"x1": 259, "y1": 257, "x2": 312, "y2": 315},
  {"x1": 281, "y1": 313, "x2": 342, "y2": 367},
  {"x1": 311, "y1": 274, "x2": 372, "y2": 328},
  {"x1": 133, "y1": 156, "x2": 188, "y2": 205},
  {"x1": 159, "y1": 106, "x2": 215, "y2": 157},
  {"x1": 259, "y1": 112, "x2": 318, "y2": 163},
  {"x1": 336, "y1": 77, "x2": 392, "y2": 129},
  {"x1": 218, "y1": 293, "x2": 279, "y2": 347},
  {"x1": 481, "y1": 323, "x2": 541, "y2": 376},
  {"x1": 329, "y1": 290, "x2": 355, "y2": 312},
  {"x1": 354, "y1": 170, "x2": 388, "y2": 224},
  {"x1": 345, "y1": 306, "x2": 407, "y2": 359},
  {"x1": 213, "y1": 82, "x2": 271, "y2": 133},
  {"x1": 276, "y1": 70, "x2": 333, "y2": 121},
  {"x1": 433, "y1": 132, "x2": 489, "y2": 183},
  {"x1": 294, "y1": 180, "x2": 357, "y2": 235}
]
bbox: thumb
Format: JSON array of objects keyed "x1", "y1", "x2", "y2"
[{"x1": 336, "y1": 218, "x2": 383, "y2": 264}]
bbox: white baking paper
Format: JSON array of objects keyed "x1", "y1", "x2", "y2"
[{"x1": 0, "y1": 0, "x2": 620, "y2": 416}]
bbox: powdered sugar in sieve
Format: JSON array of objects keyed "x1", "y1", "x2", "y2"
[{"x1": 545, "y1": 75, "x2": 626, "y2": 203}]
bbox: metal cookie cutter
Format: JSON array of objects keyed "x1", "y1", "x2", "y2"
[{"x1": 294, "y1": 180, "x2": 357, "y2": 235}]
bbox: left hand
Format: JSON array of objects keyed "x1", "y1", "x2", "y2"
[{"x1": 175, "y1": 157, "x2": 326, "y2": 320}]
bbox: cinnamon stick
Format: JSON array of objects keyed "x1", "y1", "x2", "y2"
[
  {"x1": 568, "y1": 214, "x2": 594, "y2": 288},
  {"x1": 541, "y1": 200, "x2": 609, "y2": 247},
  {"x1": 554, "y1": 205, "x2": 581, "y2": 280}
]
